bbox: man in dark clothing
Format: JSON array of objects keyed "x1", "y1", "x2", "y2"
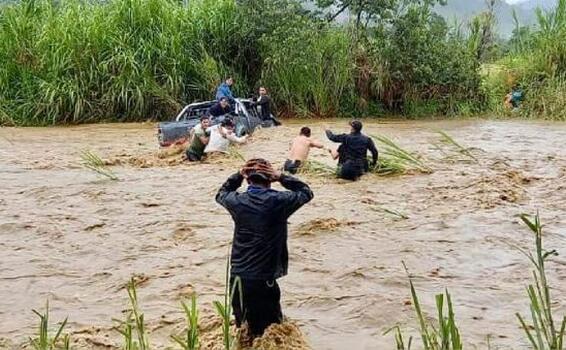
[
  {"x1": 325, "y1": 120, "x2": 378, "y2": 180},
  {"x1": 254, "y1": 87, "x2": 281, "y2": 126},
  {"x1": 208, "y1": 97, "x2": 232, "y2": 117},
  {"x1": 216, "y1": 158, "x2": 313, "y2": 337}
]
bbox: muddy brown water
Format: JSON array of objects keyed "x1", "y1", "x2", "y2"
[{"x1": 1, "y1": 119, "x2": 566, "y2": 349}]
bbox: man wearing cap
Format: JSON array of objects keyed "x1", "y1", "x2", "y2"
[
  {"x1": 325, "y1": 120, "x2": 378, "y2": 180},
  {"x1": 216, "y1": 158, "x2": 313, "y2": 337}
]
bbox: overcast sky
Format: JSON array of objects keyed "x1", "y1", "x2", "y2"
[{"x1": 504, "y1": 0, "x2": 528, "y2": 3}]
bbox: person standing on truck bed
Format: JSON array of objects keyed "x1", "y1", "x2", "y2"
[
  {"x1": 208, "y1": 97, "x2": 232, "y2": 118},
  {"x1": 325, "y1": 120, "x2": 378, "y2": 181},
  {"x1": 255, "y1": 87, "x2": 281, "y2": 126},
  {"x1": 216, "y1": 77, "x2": 235, "y2": 104},
  {"x1": 185, "y1": 115, "x2": 211, "y2": 162},
  {"x1": 216, "y1": 158, "x2": 313, "y2": 338}
]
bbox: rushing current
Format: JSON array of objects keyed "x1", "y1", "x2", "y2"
[{"x1": 1, "y1": 119, "x2": 565, "y2": 349}]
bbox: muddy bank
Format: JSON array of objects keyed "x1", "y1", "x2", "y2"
[{"x1": 1, "y1": 120, "x2": 566, "y2": 349}]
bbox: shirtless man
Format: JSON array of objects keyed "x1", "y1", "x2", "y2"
[{"x1": 283, "y1": 127, "x2": 325, "y2": 174}]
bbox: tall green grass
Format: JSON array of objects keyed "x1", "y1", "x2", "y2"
[
  {"x1": 171, "y1": 295, "x2": 200, "y2": 350},
  {"x1": 386, "y1": 263, "x2": 462, "y2": 350},
  {"x1": 516, "y1": 213, "x2": 566, "y2": 349},
  {"x1": 114, "y1": 278, "x2": 150, "y2": 350}
]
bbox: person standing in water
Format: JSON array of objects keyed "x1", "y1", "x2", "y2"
[
  {"x1": 216, "y1": 158, "x2": 313, "y2": 337},
  {"x1": 284, "y1": 127, "x2": 325, "y2": 174},
  {"x1": 325, "y1": 120, "x2": 378, "y2": 180},
  {"x1": 185, "y1": 115, "x2": 211, "y2": 162}
]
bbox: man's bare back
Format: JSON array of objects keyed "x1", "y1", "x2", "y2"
[{"x1": 288, "y1": 135, "x2": 324, "y2": 162}]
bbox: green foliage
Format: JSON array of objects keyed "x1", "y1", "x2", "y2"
[
  {"x1": 386, "y1": 263, "x2": 463, "y2": 350},
  {"x1": 516, "y1": 213, "x2": 566, "y2": 350},
  {"x1": 213, "y1": 253, "x2": 242, "y2": 350},
  {"x1": 115, "y1": 278, "x2": 150, "y2": 350},
  {"x1": 483, "y1": 0, "x2": 566, "y2": 120},
  {"x1": 171, "y1": 295, "x2": 200, "y2": 350},
  {"x1": 81, "y1": 150, "x2": 119, "y2": 180},
  {"x1": 30, "y1": 302, "x2": 70, "y2": 350},
  {"x1": 370, "y1": 135, "x2": 432, "y2": 175}
]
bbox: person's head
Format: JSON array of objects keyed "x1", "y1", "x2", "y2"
[
  {"x1": 259, "y1": 86, "x2": 267, "y2": 96},
  {"x1": 219, "y1": 97, "x2": 229, "y2": 109},
  {"x1": 226, "y1": 77, "x2": 234, "y2": 86},
  {"x1": 221, "y1": 118, "x2": 235, "y2": 131},
  {"x1": 241, "y1": 158, "x2": 273, "y2": 188},
  {"x1": 200, "y1": 115, "x2": 210, "y2": 128},
  {"x1": 299, "y1": 126, "x2": 311, "y2": 137},
  {"x1": 350, "y1": 120, "x2": 363, "y2": 133}
]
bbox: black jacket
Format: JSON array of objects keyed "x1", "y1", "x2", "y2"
[
  {"x1": 216, "y1": 173, "x2": 313, "y2": 280},
  {"x1": 326, "y1": 130, "x2": 378, "y2": 167},
  {"x1": 208, "y1": 102, "x2": 231, "y2": 117}
]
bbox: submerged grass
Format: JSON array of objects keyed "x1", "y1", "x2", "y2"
[
  {"x1": 80, "y1": 150, "x2": 119, "y2": 180},
  {"x1": 213, "y1": 253, "x2": 242, "y2": 350},
  {"x1": 435, "y1": 130, "x2": 478, "y2": 162},
  {"x1": 30, "y1": 301, "x2": 70, "y2": 350},
  {"x1": 370, "y1": 135, "x2": 433, "y2": 175}
]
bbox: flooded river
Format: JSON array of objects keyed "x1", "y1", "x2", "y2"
[{"x1": 1, "y1": 119, "x2": 565, "y2": 349}]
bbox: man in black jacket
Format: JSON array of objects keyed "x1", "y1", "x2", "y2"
[
  {"x1": 208, "y1": 97, "x2": 232, "y2": 117},
  {"x1": 326, "y1": 120, "x2": 378, "y2": 180},
  {"x1": 216, "y1": 158, "x2": 313, "y2": 337}
]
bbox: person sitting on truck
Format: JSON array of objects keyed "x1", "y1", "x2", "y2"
[
  {"x1": 209, "y1": 97, "x2": 232, "y2": 118},
  {"x1": 185, "y1": 115, "x2": 211, "y2": 162},
  {"x1": 254, "y1": 87, "x2": 281, "y2": 126},
  {"x1": 205, "y1": 118, "x2": 248, "y2": 154},
  {"x1": 283, "y1": 127, "x2": 325, "y2": 174},
  {"x1": 216, "y1": 77, "x2": 235, "y2": 104}
]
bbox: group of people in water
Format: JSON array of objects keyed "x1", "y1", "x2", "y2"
[
  {"x1": 190, "y1": 78, "x2": 382, "y2": 340},
  {"x1": 185, "y1": 77, "x2": 379, "y2": 181}
]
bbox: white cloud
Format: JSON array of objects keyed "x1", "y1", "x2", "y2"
[{"x1": 504, "y1": 0, "x2": 528, "y2": 4}]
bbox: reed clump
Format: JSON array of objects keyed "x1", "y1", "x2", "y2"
[
  {"x1": 371, "y1": 135, "x2": 433, "y2": 176},
  {"x1": 29, "y1": 302, "x2": 70, "y2": 350}
]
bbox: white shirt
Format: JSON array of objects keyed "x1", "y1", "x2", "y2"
[{"x1": 204, "y1": 125, "x2": 247, "y2": 153}]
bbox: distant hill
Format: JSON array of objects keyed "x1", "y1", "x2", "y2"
[{"x1": 434, "y1": 0, "x2": 557, "y2": 37}]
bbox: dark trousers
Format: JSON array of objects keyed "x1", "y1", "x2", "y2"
[
  {"x1": 185, "y1": 149, "x2": 202, "y2": 162},
  {"x1": 283, "y1": 159, "x2": 301, "y2": 174},
  {"x1": 338, "y1": 160, "x2": 364, "y2": 180},
  {"x1": 230, "y1": 277, "x2": 283, "y2": 336}
]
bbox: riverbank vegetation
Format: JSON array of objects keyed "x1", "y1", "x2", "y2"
[{"x1": 0, "y1": 0, "x2": 564, "y2": 125}]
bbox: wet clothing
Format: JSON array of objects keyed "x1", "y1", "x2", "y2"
[
  {"x1": 205, "y1": 125, "x2": 246, "y2": 154},
  {"x1": 283, "y1": 159, "x2": 302, "y2": 174},
  {"x1": 326, "y1": 130, "x2": 378, "y2": 181},
  {"x1": 217, "y1": 173, "x2": 312, "y2": 335},
  {"x1": 230, "y1": 277, "x2": 283, "y2": 336},
  {"x1": 216, "y1": 173, "x2": 313, "y2": 280},
  {"x1": 186, "y1": 124, "x2": 209, "y2": 161},
  {"x1": 208, "y1": 102, "x2": 231, "y2": 117},
  {"x1": 215, "y1": 83, "x2": 235, "y2": 103}
]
